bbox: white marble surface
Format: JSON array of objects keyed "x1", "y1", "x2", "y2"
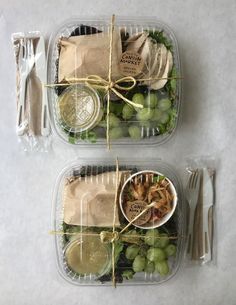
[{"x1": 0, "y1": 0, "x2": 236, "y2": 304}]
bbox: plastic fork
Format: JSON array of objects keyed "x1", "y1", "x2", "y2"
[
  {"x1": 16, "y1": 38, "x2": 35, "y2": 135},
  {"x1": 185, "y1": 169, "x2": 201, "y2": 258}
]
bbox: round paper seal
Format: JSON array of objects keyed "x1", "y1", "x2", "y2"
[
  {"x1": 58, "y1": 85, "x2": 101, "y2": 132},
  {"x1": 119, "y1": 51, "x2": 144, "y2": 77},
  {"x1": 125, "y1": 200, "x2": 151, "y2": 226}
]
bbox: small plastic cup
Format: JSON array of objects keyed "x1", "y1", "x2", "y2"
[
  {"x1": 57, "y1": 84, "x2": 103, "y2": 134},
  {"x1": 64, "y1": 234, "x2": 111, "y2": 278}
]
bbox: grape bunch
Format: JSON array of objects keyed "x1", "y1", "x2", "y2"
[
  {"x1": 103, "y1": 92, "x2": 174, "y2": 140},
  {"x1": 125, "y1": 229, "x2": 176, "y2": 276}
]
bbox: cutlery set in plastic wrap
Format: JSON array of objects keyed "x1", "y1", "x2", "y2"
[{"x1": 12, "y1": 15, "x2": 216, "y2": 287}]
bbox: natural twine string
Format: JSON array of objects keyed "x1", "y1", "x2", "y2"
[
  {"x1": 49, "y1": 231, "x2": 180, "y2": 240},
  {"x1": 112, "y1": 157, "x2": 120, "y2": 286},
  {"x1": 106, "y1": 15, "x2": 114, "y2": 150}
]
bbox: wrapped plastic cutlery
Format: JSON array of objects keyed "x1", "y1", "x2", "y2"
[
  {"x1": 12, "y1": 32, "x2": 51, "y2": 152},
  {"x1": 16, "y1": 37, "x2": 35, "y2": 136},
  {"x1": 201, "y1": 168, "x2": 215, "y2": 262},
  {"x1": 185, "y1": 157, "x2": 216, "y2": 265}
]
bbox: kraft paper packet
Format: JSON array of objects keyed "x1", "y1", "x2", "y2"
[
  {"x1": 58, "y1": 30, "x2": 122, "y2": 82},
  {"x1": 63, "y1": 171, "x2": 131, "y2": 227}
]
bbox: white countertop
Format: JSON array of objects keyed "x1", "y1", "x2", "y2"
[{"x1": 0, "y1": 0, "x2": 236, "y2": 304}]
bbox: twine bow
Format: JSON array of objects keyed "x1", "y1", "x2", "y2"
[{"x1": 58, "y1": 74, "x2": 141, "y2": 109}]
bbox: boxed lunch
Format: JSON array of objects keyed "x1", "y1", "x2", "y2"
[
  {"x1": 46, "y1": 16, "x2": 181, "y2": 147},
  {"x1": 52, "y1": 159, "x2": 186, "y2": 286}
]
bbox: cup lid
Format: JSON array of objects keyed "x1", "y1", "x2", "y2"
[
  {"x1": 57, "y1": 84, "x2": 101, "y2": 133},
  {"x1": 64, "y1": 235, "x2": 111, "y2": 277}
]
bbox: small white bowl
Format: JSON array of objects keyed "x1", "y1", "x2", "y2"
[{"x1": 119, "y1": 170, "x2": 178, "y2": 230}]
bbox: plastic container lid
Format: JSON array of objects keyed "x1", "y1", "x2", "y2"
[
  {"x1": 52, "y1": 158, "x2": 186, "y2": 286},
  {"x1": 47, "y1": 17, "x2": 181, "y2": 146}
]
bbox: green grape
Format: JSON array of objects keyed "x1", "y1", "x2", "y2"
[
  {"x1": 132, "y1": 93, "x2": 145, "y2": 107},
  {"x1": 164, "y1": 244, "x2": 177, "y2": 257},
  {"x1": 144, "y1": 260, "x2": 155, "y2": 273},
  {"x1": 122, "y1": 270, "x2": 134, "y2": 280},
  {"x1": 121, "y1": 229, "x2": 141, "y2": 244},
  {"x1": 125, "y1": 245, "x2": 140, "y2": 260},
  {"x1": 155, "y1": 260, "x2": 169, "y2": 276},
  {"x1": 128, "y1": 125, "x2": 142, "y2": 140},
  {"x1": 108, "y1": 113, "x2": 120, "y2": 127},
  {"x1": 109, "y1": 102, "x2": 123, "y2": 116},
  {"x1": 132, "y1": 255, "x2": 146, "y2": 272},
  {"x1": 136, "y1": 108, "x2": 154, "y2": 121},
  {"x1": 158, "y1": 99, "x2": 172, "y2": 111},
  {"x1": 109, "y1": 127, "x2": 123, "y2": 139},
  {"x1": 154, "y1": 233, "x2": 169, "y2": 248},
  {"x1": 145, "y1": 229, "x2": 160, "y2": 246},
  {"x1": 151, "y1": 109, "x2": 162, "y2": 122},
  {"x1": 139, "y1": 120, "x2": 153, "y2": 128},
  {"x1": 145, "y1": 93, "x2": 158, "y2": 108},
  {"x1": 159, "y1": 112, "x2": 169, "y2": 124},
  {"x1": 121, "y1": 126, "x2": 129, "y2": 137},
  {"x1": 147, "y1": 247, "x2": 166, "y2": 262},
  {"x1": 122, "y1": 104, "x2": 134, "y2": 120},
  {"x1": 98, "y1": 120, "x2": 107, "y2": 128}
]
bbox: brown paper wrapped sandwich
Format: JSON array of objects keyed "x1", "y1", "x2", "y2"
[
  {"x1": 63, "y1": 171, "x2": 131, "y2": 227},
  {"x1": 58, "y1": 31, "x2": 122, "y2": 82}
]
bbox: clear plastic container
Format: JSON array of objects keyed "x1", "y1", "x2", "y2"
[
  {"x1": 47, "y1": 17, "x2": 181, "y2": 146},
  {"x1": 52, "y1": 158, "x2": 186, "y2": 286}
]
